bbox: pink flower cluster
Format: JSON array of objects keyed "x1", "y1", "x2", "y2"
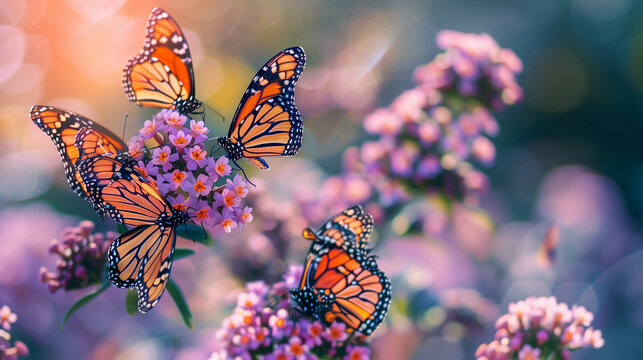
[
  {"x1": 0, "y1": 306, "x2": 28, "y2": 359},
  {"x1": 354, "y1": 30, "x2": 523, "y2": 200},
  {"x1": 210, "y1": 265, "x2": 371, "y2": 360},
  {"x1": 476, "y1": 296, "x2": 604, "y2": 360},
  {"x1": 39, "y1": 221, "x2": 115, "y2": 292},
  {"x1": 128, "y1": 109, "x2": 253, "y2": 234}
]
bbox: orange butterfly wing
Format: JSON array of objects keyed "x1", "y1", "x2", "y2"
[
  {"x1": 296, "y1": 245, "x2": 391, "y2": 335},
  {"x1": 123, "y1": 7, "x2": 200, "y2": 115},
  {"x1": 219, "y1": 47, "x2": 306, "y2": 169},
  {"x1": 30, "y1": 105, "x2": 127, "y2": 218},
  {"x1": 303, "y1": 205, "x2": 374, "y2": 250},
  {"x1": 76, "y1": 154, "x2": 190, "y2": 313},
  {"x1": 108, "y1": 224, "x2": 175, "y2": 312}
]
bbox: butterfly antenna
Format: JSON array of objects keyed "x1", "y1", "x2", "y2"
[
  {"x1": 204, "y1": 103, "x2": 226, "y2": 123},
  {"x1": 233, "y1": 159, "x2": 256, "y2": 187},
  {"x1": 210, "y1": 142, "x2": 223, "y2": 156},
  {"x1": 121, "y1": 113, "x2": 129, "y2": 141}
]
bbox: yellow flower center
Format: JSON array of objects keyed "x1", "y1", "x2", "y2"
[
  {"x1": 194, "y1": 181, "x2": 206, "y2": 193},
  {"x1": 310, "y1": 326, "x2": 321, "y2": 337},
  {"x1": 173, "y1": 172, "x2": 185, "y2": 183},
  {"x1": 222, "y1": 219, "x2": 233, "y2": 232},
  {"x1": 197, "y1": 209, "x2": 209, "y2": 220},
  {"x1": 291, "y1": 343, "x2": 303, "y2": 355},
  {"x1": 158, "y1": 152, "x2": 168, "y2": 161}
]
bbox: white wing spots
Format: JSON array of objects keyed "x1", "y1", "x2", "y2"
[{"x1": 160, "y1": 36, "x2": 168, "y2": 44}]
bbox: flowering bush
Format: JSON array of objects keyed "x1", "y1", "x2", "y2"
[
  {"x1": 476, "y1": 296, "x2": 604, "y2": 360},
  {"x1": 210, "y1": 265, "x2": 372, "y2": 360},
  {"x1": 128, "y1": 109, "x2": 253, "y2": 234},
  {"x1": 39, "y1": 220, "x2": 115, "y2": 292},
  {"x1": 0, "y1": 306, "x2": 28, "y2": 359}
]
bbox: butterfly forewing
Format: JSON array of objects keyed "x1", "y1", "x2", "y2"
[
  {"x1": 123, "y1": 7, "x2": 200, "y2": 115},
  {"x1": 30, "y1": 105, "x2": 128, "y2": 219},
  {"x1": 220, "y1": 47, "x2": 306, "y2": 170}
]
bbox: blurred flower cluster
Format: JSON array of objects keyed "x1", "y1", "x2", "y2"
[
  {"x1": 476, "y1": 296, "x2": 604, "y2": 360},
  {"x1": 210, "y1": 265, "x2": 371, "y2": 360},
  {"x1": 128, "y1": 109, "x2": 253, "y2": 234},
  {"x1": 39, "y1": 220, "x2": 115, "y2": 293},
  {"x1": 0, "y1": 306, "x2": 28, "y2": 359},
  {"x1": 353, "y1": 30, "x2": 522, "y2": 203}
]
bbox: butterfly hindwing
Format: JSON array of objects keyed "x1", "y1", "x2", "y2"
[
  {"x1": 123, "y1": 7, "x2": 200, "y2": 115},
  {"x1": 77, "y1": 154, "x2": 190, "y2": 313},
  {"x1": 108, "y1": 224, "x2": 176, "y2": 313}
]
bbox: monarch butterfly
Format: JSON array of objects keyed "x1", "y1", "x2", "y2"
[
  {"x1": 123, "y1": 8, "x2": 201, "y2": 115},
  {"x1": 30, "y1": 105, "x2": 131, "y2": 219},
  {"x1": 217, "y1": 46, "x2": 306, "y2": 171},
  {"x1": 302, "y1": 205, "x2": 374, "y2": 251},
  {"x1": 75, "y1": 153, "x2": 191, "y2": 313},
  {"x1": 291, "y1": 207, "x2": 391, "y2": 335}
]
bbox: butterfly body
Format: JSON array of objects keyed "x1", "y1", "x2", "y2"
[{"x1": 292, "y1": 206, "x2": 391, "y2": 335}]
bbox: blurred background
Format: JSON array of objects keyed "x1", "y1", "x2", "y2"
[{"x1": 1, "y1": 0, "x2": 642, "y2": 359}]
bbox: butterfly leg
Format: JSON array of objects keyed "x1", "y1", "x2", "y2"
[
  {"x1": 199, "y1": 222, "x2": 207, "y2": 243},
  {"x1": 232, "y1": 159, "x2": 256, "y2": 187}
]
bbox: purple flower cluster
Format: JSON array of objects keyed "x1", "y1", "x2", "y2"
[
  {"x1": 210, "y1": 265, "x2": 371, "y2": 360},
  {"x1": 39, "y1": 221, "x2": 114, "y2": 292},
  {"x1": 415, "y1": 30, "x2": 523, "y2": 110},
  {"x1": 476, "y1": 296, "x2": 604, "y2": 360},
  {"x1": 352, "y1": 30, "x2": 522, "y2": 200},
  {"x1": 0, "y1": 306, "x2": 29, "y2": 359},
  {"x1": 128, "y1": 109, "x2": 253, "y2": 234}
]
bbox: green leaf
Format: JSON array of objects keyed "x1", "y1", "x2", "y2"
[
  {"x1": 116, "y1": 223, "x2": 128, "y2": 235},
  {"x1": 176, "y1": 223, "x2": 212, "y2": 247},
  {"x1": 174, "y1": 248, "x2": 195, "y2": 260},
  {"x1": 60, "y1": 283, "x2": 110, "y2": 329},
  {"x1": 125, "y1": 289, "x2": 138, "y2": 315},
  {"x1": 167, "y1": 278, "x2": 194, "y2": 330}
]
